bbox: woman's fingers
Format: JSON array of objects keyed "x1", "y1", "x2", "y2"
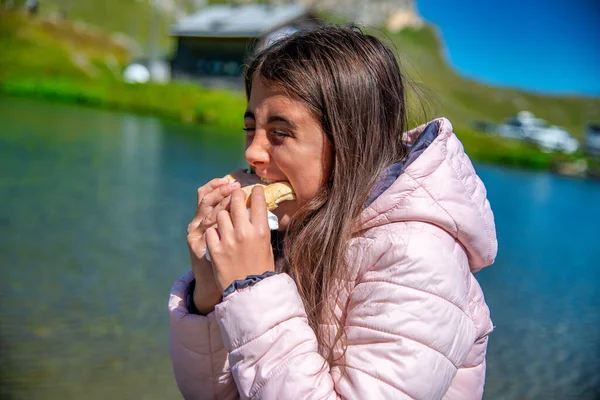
[
  {"x1": 191, "y1": 182, "x2": 240, "y2": 231},
  {"x1": 249, "y1": 185, "x2": 268, "y2": 230},
  {"x1": 203, "y1": 186, "x2": 275, "y2": 292},
  {"x1": 197, "y1": 178, "x2": 229, "y2": 205},
  {"x1": 216, "y1": 209, "x2": 234, "y2": 237},
  {"x1": 187, "y1": 235, "x2": 207, "y2": 260},
  {"x1": 191, "y1": 178, "x2": 228, "y2": 229},
  {"x1": 205, "y1": 227, "x2": 220, "y2": 256},
  {"x1": 198, "y1": 183, "x2": 239, "y2": 213},
  {"x1": 229, "y1": 188, "x2": 249, "y2": 228},
  {"x1": 208, "y1": 195, "x2": 232, "y2": 222}
]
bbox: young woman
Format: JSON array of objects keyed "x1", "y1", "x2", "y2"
[{"x1": 169, "y1": 26, "x2": 497, "y2": 400}]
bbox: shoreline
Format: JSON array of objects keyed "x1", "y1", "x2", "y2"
[
  {"x1": 1, "y1": 10, "x2": 598, "y2": 181},
  {"x1": 2, "y1": 84, "x2": 597, "y2": 181},
  {"x1": 0, "y1": 77, "x2": 246, "y2": 133}
]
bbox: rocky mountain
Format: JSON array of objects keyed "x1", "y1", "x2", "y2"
[
  {"x1": 297, "y1": 0, "x2": 422, "y2": 28},
  {"x1": 218, "y1": 0, "x2": 423, "y2": 30}
]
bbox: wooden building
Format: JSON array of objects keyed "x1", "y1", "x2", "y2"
[{"x1": 170, "y1": 4, "x2": 320, "y2": 88}]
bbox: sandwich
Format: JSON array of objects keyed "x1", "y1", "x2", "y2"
[{"x1": 224, "y1": 169, "x2": 296, "y2": 211}]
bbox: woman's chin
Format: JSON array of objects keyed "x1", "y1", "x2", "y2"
[
  {"x1": 273, "y1": 200, "x2": 297, "y2": 231},
  {"x1": 276, "y1": 215, "x2": 291, "y2": 231}
]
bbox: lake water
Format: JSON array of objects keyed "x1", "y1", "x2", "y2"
[{"x1": 1, "y1": 97, "x2": 598, "y2": 399}]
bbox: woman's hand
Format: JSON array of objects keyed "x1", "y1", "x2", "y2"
[
  {"x1": 206, "y1": 186, "x2": 275, "y2": 293},
  {"x1": 187, "y1": 178, "x2": 240, "y2": 314}
]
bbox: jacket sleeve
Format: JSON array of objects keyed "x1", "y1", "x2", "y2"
[
  {"x1": 214, "y1": 231, "x2": 478, "y2": 400},
  {"x1": 169, "y1": 271, "x2": 238, "y2": 400}
]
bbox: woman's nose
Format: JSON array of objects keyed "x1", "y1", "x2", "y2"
[{"x1": 245, "y1": 134, "x2": 270, "y2": 168}]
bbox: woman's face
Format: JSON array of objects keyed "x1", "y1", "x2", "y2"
[{"x1": 244, "y1": 77, "x2": 333, "y2": 229}]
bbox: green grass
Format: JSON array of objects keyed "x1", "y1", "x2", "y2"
[
  {"x1": 0, "y1": 11, "x2": 245, "y2": 131},
  {"x1": 0, "y1": 77, "x2": 246, "y2": 129},
  {"x1": 5, "y1": 3, "x2": 598, "y2": 136},
  {"x1": 1, "y1": 8, "x2": 599, "y2": 175},
  {"x1": 378, "y1": 26, "x2": 600, "y2": 139},
  {"x1": 456, "y1": 129, "x2": 581, "y2": 170},
  {"x1": 0, "y1": 10, "x2": 130, "y2": 79},
  {"x1": 4, "y1": 0, "x2": 199, "y2": 54}
]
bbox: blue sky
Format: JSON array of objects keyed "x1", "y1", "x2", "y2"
[{"x1": 415, "y1": 0, "x2": 600, "y2": 96}]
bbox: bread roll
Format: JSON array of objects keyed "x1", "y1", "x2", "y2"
[{"x1": 224, "y1": 169, "x2": 296, "y2": 211}]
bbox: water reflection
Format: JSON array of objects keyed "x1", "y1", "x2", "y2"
[
  {"x1": 475, "y1": 165, "x2": 600, "y2": 399},
  {"x1": 0, "y1": 97, "x2": 244, "y2": 399},
  {"x1": 531, "y1": 172, "x2": 552, "y2": 204}
]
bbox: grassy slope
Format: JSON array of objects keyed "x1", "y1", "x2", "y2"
[
  {"x1": 1, "y1": 6, "x2": 599, "y2": 172},
  {"x1": 7, "y1": 1, "x2": 598, "y2": 137},
  {"x1": 6, "y1": 0, "x2": 199, "y2": 54},
  {"x1": 0, "y1": 11, "x2": 246, "y2": 130},
  {"x1": 0, "y1": 11, "x2": 129, "y2": 80},
  {"x1": 381, "y1": 26, "x2": 600, "y2": 139},
  {"x1": 383, "y1": 26, "x2": 600, "y2": 171}
]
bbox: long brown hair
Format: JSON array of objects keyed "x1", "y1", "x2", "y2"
[{"x1": 245, "y1": 26, "x2": 409, "y2": 356}]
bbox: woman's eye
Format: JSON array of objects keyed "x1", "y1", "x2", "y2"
[{"x1": 271, "y1": 130, "x2": 290, "y2": 139}]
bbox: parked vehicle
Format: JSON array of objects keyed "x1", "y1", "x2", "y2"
[{"x1": 494, "y1": 111, "x2": 579, "y2": 154}]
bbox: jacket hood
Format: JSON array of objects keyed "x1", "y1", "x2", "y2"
[{"x1": 358, "y1": 118, "x2": 497, "y2": 273}]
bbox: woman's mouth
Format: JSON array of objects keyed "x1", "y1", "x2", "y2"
[{"x1": 260, "y1": 177, "x2": 278, "y2": 185}]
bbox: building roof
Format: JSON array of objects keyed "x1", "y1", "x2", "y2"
[{"x1": 172, "y1": 4, "x2": 312, "y2": 37}]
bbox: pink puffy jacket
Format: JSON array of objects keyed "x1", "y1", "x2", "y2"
[{"x1": 169, "y1": 118, "x2": 497, "y2": 400}]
